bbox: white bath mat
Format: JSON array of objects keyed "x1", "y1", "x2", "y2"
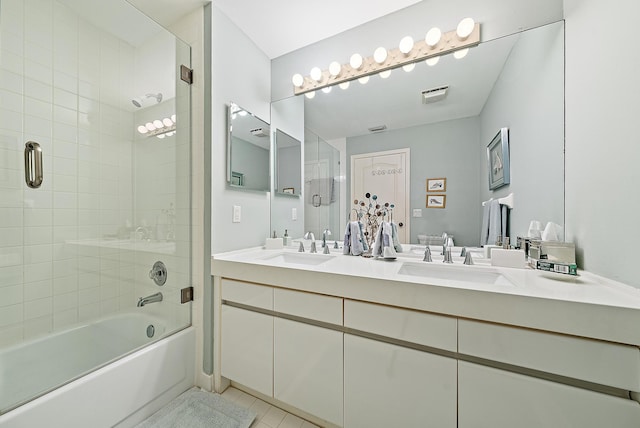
[{"x1": 135, "y1": 388, "x2": 256, "y2": 428}]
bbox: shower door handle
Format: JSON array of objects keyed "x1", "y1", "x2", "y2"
[{"x1": 24, "y1": 141, "x2": 43, "y2": 189}]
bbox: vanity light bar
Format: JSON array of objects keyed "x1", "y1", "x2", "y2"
[{"x1": 292, "y1": 22, "x2": 480, "y2": 96}]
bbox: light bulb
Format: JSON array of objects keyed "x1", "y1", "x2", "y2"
[
  {"x1": 350, "y1": 53, "x2": 363, "y2": 70},
  {"x1": 157, "y1": 134, "x2": 165, "y2": 139},
  {"x1": 402, "y1": 63, "x2": 415, "y2": 72},
  {"x1": 358, "y1": 76, "x2": 369, "y2": 85},
  {"x1": 137, "y1": 125, "x2": 148, "y2": 134},
  {"x1": 425, "y1": 57, "x2": 440, "y2": 66},
  {"x1": 339, "y1": 81, "x2": 350, "y2": 90},
  {"x1": 321, "y1": 86, "x2": 332, "y2": 94},
  {"x1": 238, "y1": 110, "x2": 247, "y2": 116},
  {"x1": 305, "y1": 91, "x2": 316, "y2": 99},
  {"x1": 373, "y1": 47, "x2": 388, "y2": 64},
  {"x1": 379, "y1": 70, "x2": 391, "y2": 79},
  {"x1": 399, "y1": 36, "x2": 414, "y2": 55},
  {"x1": 329, "y1": 61, "x2": 341, "y2": 77},
  {"x1": 456, "y1": 17, "x2": 475, "y2": 40},
  {"x1": 145, "y1": 122, "x2": 156, "y2": 131},
  {"x1": 171, "y1": 114, "x2": 176, "y2": 122},
  {"x1": 162, "y1": 118, "x2": 173, "y2": 127},
  {"x1": 425, "y1": 27, "x2": 442, "y2": 47},
  {"x1": 310, "y1": 67, "x2": 323, "y2": 82},
  {"x1": 454, "y1": 48, "x2": 469, "y2": 59},
  {"x1": 292, "y1": 73, "x2": 304, "y2": 87}
]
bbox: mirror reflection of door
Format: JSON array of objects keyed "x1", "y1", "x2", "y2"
[{"x1": 351, "y1": 149, "x2": 410, "y2": 243}]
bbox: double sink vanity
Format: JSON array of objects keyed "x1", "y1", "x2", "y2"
[{"x1": 212, "y1": 243, "x2": 640, "y2": 427}]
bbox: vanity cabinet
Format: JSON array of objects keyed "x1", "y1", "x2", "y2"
[
  {"x1": 343, "y1": 300, "x2": 458, "y2": 428},
  {"x1": 273, "y1": 289, "x2": 343, "y2": 426},
  {"x1": 458, "y1": 320, "x2": 640, "y2": 428},
  {"x1": 220, "y1": 280, "x2": 273, "y2": 397}
]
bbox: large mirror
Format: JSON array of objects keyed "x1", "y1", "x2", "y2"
[
  {"x1": 227, "y1": 102, "x2": 270, "y2": 192},
  {"x1": 298, "y1": 21, "x2": 565, "y2": 247},
  {"x1": 274, "y1": 129, "x2": 302, "y2": 196}
]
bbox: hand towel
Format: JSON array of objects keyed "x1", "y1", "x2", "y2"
[
  {"x1": 487, "y1": 199, "x2": 502, "y2": 246},
  {"x1": 343, "y1": 221, "x2": 365, "y2": 255},
  {"x1": 343, "y1": 222, "x2": 352, "y2": 255},
  {"x1": 480, "y1": 202, "x2": 491, "y2": 246},
  {"x1": 357, "y1": 221, "x2": 369, "y2": 251},
  {"x1": 391, "y1": 222, "x2": 403, "y2": 252},
  {"x1": 372, "y1": 222, "x2": 397, "y2": 259}
]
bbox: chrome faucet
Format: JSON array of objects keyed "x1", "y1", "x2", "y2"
[
  {"x1": 322, "y1": 228, "x2": 332, "y2": 248},
  {"x1": 304, "y1": 231, "x2": 317, "y2": 253},
  {"x1": 137, "y1": 292, "x2": 163, "y2": 307}
]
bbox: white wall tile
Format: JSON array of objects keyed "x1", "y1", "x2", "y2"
[
  {"x1": 79, "y1": 287, "x2": 100, "y2": 305},
  {"x1": 54, "y1": 105, "x2": 77, "y2": 126},
  {"x1": 23, "y1": 315, "x2": 52, "y2": 339},
  {"x1": 53, "y1": 157, "x2": 77, "y2": 177},
  {"x1": 24, "y1": 114, "x2": 52, "y2": 138},
  {"x1": 53, "y1": 174, "x2": 77, "y2": 192},
  {"x1": 53, "y1": 259, "x2": 77, "y2": 278},
  {"x1": 53, "y1": 191, "x2": 77, "y2": 209},
  {"x1": 25, "y1": 41, "x2": 52, "y2": 68},
  {"x1": 0, "y1": 108, "x2": 23, "y2": 132},
  {"x1": 0, "y1": 70, "x2": 23, "y2": 95},
  {"x1": 53, "y1": 275, "x2": 77, "y2": 295},
  {"x1": 0, "y1": 189, "x2": 22, "y2": 208},
  {"x1": 53, "y1": 308, "x2": 77, "y2": 329},
  {"x1": 0, "y1": 228, "x2": 23, "y2": 247},
  {"x1": 24, "y1": 78, "x2": 51, "y2": 103},
  {"x1": 54, "y1": 70, "x2": 77, "y2": 93},
  {"x1": 53, "y1": 122, "x2": 78, "y2": 143},
  {"x1": 0, "y1": 324, "x2": 23, "y2": 347},
  {"x1": 24, "y1": 297, "x2": 53, "y2": 320},
  {"x1": 24, "y1": 59, "x2": 52, "y2": 85},
  {"x1": 24, "y1": 279, "x2": 53, "y2": 301},
  {"x1": 0, "y1": 303, "x2": 22, "y2": 327},
  {"x1": 24, "y1": 226, "x2": 53, "y2": 245},
  {"x1": 0, "y1": 208, "x2": 23, "y2": 227},
  {"x1": 0, "y1": 89, "x2": 23, "y2": 113},
  {"x1": 53, "y1": 225, "x2": 77, "y2": 243},
  {"x1": 53, "y1": 243, "x2": 79, "y2": 261},
  {"x1": 24, "y1": 244, "x2": 52, "y2": 265},
  {"x1": 78, "y1": 303, "x2": 99, "y2": 322},
  {"x1": 24, "y1": 189, "x2": 53, "y2": 209},
  {"x1": 24, "y1": 208, "x2": 52, "y2": 227},
  {"x1": 53, "y1": 291, "x2": 77, "y2": 312},
  {"x1": 24, "y1": 97, "x2": 52, "y2": 120},
  {"x1": 0, "y1": 284, "x2": 22, "y2": 307},
  {"x1": 53, "y1": 88, "x2": 77, "y2": 110},
  {"x1": 24, "y1": 261, "x2": 52, "y2": 283}
]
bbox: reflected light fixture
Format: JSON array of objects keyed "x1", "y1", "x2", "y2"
[
  {"x1": 137, "y1": 115, "x2": 176, "y2": 138},
  {"x1": 426, "y1": 57, "x2": 440, "y2": 66},
  {"x1": 321, "y1": 86, "x2": 332, "y2": 94},
  {"x1": 453, "y1": 48, "x2": 469, "y2": 59},
  {"x1": 292, "y1": 17, "x2": 479, "y2": 96},
  {"x1": 339, "y1": 81, "x2": 350, "y2": 90},
  {"x1": 305, "y1": 91, "x2": 316, "y2": 99}
]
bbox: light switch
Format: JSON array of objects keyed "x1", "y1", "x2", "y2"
[
  {"x1": 291, "y1": 208, "x2": 297, "y2": 220},
  {"x1": 232, "y1": 205, "x2": 241, "y2": 223},
  {"x1": 412, "y1": 208, "x2": 423, "y2": 218}
]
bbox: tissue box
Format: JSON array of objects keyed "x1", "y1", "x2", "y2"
[
  {"x1": 529, "y1": 258, "x2": 578, "y2": 276},
  {"x1": 529, "y1": 241, "x2": 575, "y2": 263}
]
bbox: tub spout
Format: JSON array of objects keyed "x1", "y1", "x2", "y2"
[{"x1": 137, "y1": 292, "x2": 163, "y2": 307}]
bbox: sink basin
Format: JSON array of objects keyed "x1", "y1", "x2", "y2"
[
  {"x1": 261, "y1": 252, "x2": 335, "y2": 266},
  {"x1": 397, "y1": 262, "x2": 514, "y2": 286}
]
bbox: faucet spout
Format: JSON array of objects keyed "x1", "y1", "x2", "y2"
[
  {"x1": 322, "y1": 228, "x2": 332, "y2": 247},
  {"x1": 137, "y1": 292, "x2": 163, "y2": 307}
]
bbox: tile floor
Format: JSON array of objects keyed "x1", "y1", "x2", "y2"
[{"x1": 220, "y1": 387, "x2": 319, "y2": 428}]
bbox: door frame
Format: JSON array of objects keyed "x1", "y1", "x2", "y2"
[{"x1": 350, "y1": 148, "x2": 411, "y2": 242}]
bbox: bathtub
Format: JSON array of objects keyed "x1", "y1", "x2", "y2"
[{"x1": 0, "y1": 312, "x2": 195, "y2": 428}]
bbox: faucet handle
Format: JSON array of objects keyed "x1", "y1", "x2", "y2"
[
  {"x1": 323, "y1": 245, "x2": 331, "y2": 254},
  {"x1": 460, "y1": 247, "x2": 467, "y2": 257},
  {"x1": 298, "y1": 241, "x2": 305, "y2": 252},
  {"x1": 443, "y1": 247, "x2": 453, "y2": 263},
  {"x1": 463, "y1": 251, "x2": 474, "y2": 265},
  {"x1": 423, "y1": 246, "x2": 432, "y2": 262},
  {"x1": 310, "y1": 241, "x2": 317, "y2": 253}
]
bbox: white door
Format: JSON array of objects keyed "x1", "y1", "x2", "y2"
[{"x1": 351, "y1": 149, "x2": 410, "y2": 243}]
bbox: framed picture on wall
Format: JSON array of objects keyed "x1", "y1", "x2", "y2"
[
  {"x1": 282, "y1": 187, "x2": 294, "y2": 194},
  {"x1": 426, "y1": 178, "x2": 446, "y2": 192},
  {"x1": 487, "y1": 128, "x2": 510, "y2": 190},
  {"x1": 426, "y1": 194, "x2": 446, "y2": 209}
]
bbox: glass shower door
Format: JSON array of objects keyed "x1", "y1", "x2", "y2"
[{"x1": 0, "y1": 0, "x2": 191, "y2": 413}]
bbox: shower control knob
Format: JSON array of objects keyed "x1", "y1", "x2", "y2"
[{"x1": 149, "y1": 261, "x2": 167, "y2": 286}]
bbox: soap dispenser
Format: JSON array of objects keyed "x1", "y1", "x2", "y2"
[{"x1": 283, "y1": 229, "x2": 291, "y2": 246}]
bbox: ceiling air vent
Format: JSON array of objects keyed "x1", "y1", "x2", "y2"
[
  {"x1": 368, "y1": 124, "x2": 387, "y2": 133},
  {"x1": 250, "y1": 127, "x2": 270, "y2": 137},
  {"x1": 421, "y1": 85, "x2": 449, "y2": 104}
]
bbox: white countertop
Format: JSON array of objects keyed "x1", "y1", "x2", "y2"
[{"x1": 212, "y1": 244, "x2": 640, "y2": 346}]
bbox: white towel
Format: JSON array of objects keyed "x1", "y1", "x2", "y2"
[
  {"x1": 483, "y1": 200, "x2": 510, "y2": 246},
  {"x1": 487, "y1": 200, "x2": 502, "y2": 245},
  {"x1": 391, "y1": 222, "x2": 403, "y2": 253},
  {"x1": 372, "y1": 222, "x2": 397, "y2": 259},
  {"x1": 343, "y1": 221, "x2": 366, "y2": 256},
  {"x1": 480, "y1": 203, "x2": 491, "y2": 246}
]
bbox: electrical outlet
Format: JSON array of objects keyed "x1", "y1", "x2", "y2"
[
  {"x1": 232, "y1": 205, "x2": 241, "y2": 223},
  {"x1": 291, "y1": 208, "x2": 297, "y2": 220},
  {"x1": 412, "y1": 208, "x2": 423, "y2": 218}
]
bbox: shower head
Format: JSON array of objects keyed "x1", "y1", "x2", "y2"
[{"x1": 131, "y1": 93, "x2": 163, "y2": 108}]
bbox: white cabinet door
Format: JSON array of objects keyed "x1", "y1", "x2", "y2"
[
  {"x1": 274, "y1": 318, "x2": 343, "y2": 427},
  {"x1": 458, "y1": 361, "x2": 640, "y2": 428},
  {"x1": 221, "y1": 305, "x2": 273, "y2": 397},
  {"x1": 344, "y1": 334, "x2": 457, "y2": 428}
]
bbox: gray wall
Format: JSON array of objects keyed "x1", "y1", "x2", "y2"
[
  {"x1": 211, "y1": 5, "x2": 271, "y2": 253},
  {"x1": 347, "y1": 117, "x2": 481, "y2": 246},
  {"x1": 565, "y1": 0, "x2": 640, "y2": 288},
  {"x1": 479, "y1": 21, "x2": 565, "y2": 243},
  {"x1": 231, "y1": 137, "x2": 270, "y2": 191}
]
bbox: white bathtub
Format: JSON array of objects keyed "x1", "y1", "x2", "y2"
[{"x1": 0, "y1": 312, "x2": 195, "y2": 428}]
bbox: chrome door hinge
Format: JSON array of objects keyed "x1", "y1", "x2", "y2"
[
  {"x1": 181, "y1": 286, "x2": 194, "y2": 303},
  {"x1": 180, "y1": 65, "x2": 193, "y2": 84}
]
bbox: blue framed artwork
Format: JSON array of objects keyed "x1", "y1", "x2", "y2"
[{"x1": 487, "y1": 127, "x2": 510, "y2": 190}]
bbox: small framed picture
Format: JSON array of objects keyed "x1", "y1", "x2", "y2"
[
  {"x1": 426, "y1": 194, "x2": 446, "y2": 209},
  {"x1": 426, "y1": 177, "x2": 446, "y2": 192},
  {"x1": 282, "y1": 187, "x2": 294, "y2": 194}
]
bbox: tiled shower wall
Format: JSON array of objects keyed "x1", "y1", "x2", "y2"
[{"x1": 0, "y1": 0, "x2": 138, "y2": 346}]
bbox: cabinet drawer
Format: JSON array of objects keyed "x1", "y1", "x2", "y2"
[
  {"x1": 221, "y1": 279, "x2": 272, "y2": 310},
  {"x1": 274, "y1": 288, "x2": 342, "y2": 325},
  {"x1": 344, "y1": 300, "x2": 457, "y2": 352},
  {"x1": 459, "y1": 319, "x2": 640, "y2": 391}
]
